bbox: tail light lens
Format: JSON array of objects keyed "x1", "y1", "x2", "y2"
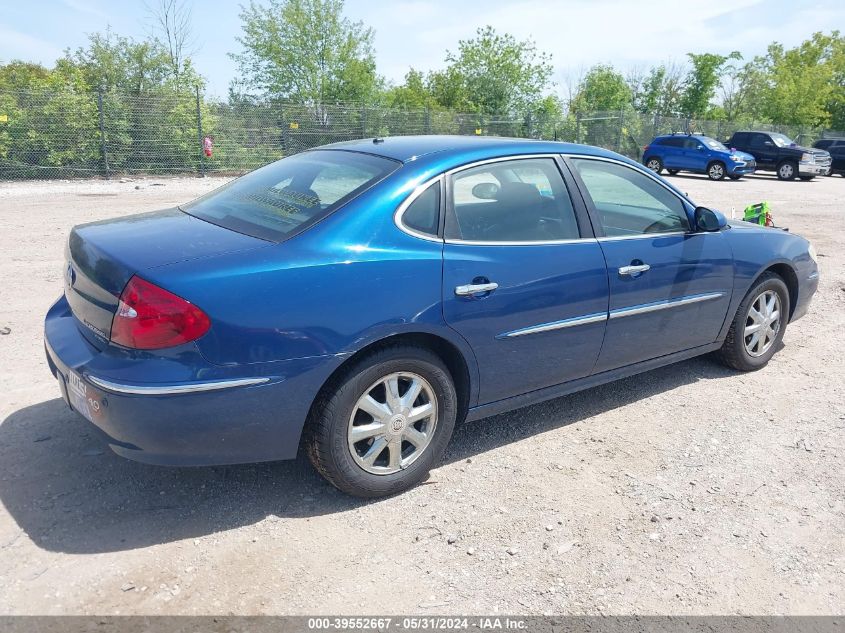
[
  {"x1": 643, "y1": 145, "x2": 650, "y2": 151},
  {"x1": 111, "y1": 276, "x2": 210, "y2": 350}
]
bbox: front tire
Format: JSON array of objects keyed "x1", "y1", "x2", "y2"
[
  {"x1": 718, "y1": 273, "x2": 790, "y2": 371},
  {"x1": 305, "y1": 345, "x2": 457, "y2": 497},
  {"x1": 707, "y1": 161, "x2": 726, "y2": 180},
  {"x1": 777, "y1": 161, "x2": 797, "y2": 180},
  {"x1": 667, "y1": 169, "x2": 679, "y2": 175},
  {"x1": 799, "y1": 175, "x2": 815, "y2": 181}
]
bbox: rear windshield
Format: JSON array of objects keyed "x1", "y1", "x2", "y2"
[{"x1": 183, "y1": 150, "x2": 399, "y2": 241}]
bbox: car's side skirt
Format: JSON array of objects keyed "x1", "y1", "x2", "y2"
[{"x1": 464, "y1": 341, "x2": 722, "y2": 422}]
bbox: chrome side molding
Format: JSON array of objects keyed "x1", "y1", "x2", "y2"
[
  {"x1": 86, "y1": 375, "x2": 271, "y2": 395},
  {"x1": 609, "y1": 292, "x2": 725, "y2": 319}
]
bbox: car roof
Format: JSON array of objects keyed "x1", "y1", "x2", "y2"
[{"x1": 318, "y1": 134, "x2": 623, "y2": 164}]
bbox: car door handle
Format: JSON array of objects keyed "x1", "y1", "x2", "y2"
[
  {"x1": 455, "y1": 282, "x2": 499, "y2": 296},
  {"x1": 618, "y1": 264, "x2": 651, "y2": 276}
]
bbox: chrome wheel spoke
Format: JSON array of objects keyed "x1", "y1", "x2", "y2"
[
  {"x1": 744, "y1": 322, "x2": 763, "y2": 336},
  {"x1": 408, "y1": 402, "x2": 434, "y2": 423},
  {"x1": 401, "y1": 378, "x2": 423, "y2": 409},
  {"x1": 350, "y1": 422, "x2": 386, "y2": 443},
  {"x1": 358, "y1": 395, "x2": 391, "y2": 421},
  {"x1": 361, "y1": 436, "x2": 388, "y2": 466},
  {"x1": 385, "y1": 376, "x2": 402, "y2": 413},
  {"x1": 387, "y1": 438, "x2": 402, "y2": 469},
  {"x1": 403, "y1": 426, "x2": 428, "y2": 448}
]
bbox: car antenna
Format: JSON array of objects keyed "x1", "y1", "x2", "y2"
[{"x1": 372, "y1": 137, "x2": 385, "y2": 144}]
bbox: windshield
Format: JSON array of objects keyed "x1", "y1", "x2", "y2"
[
  {"x1": 183, "y1": 150, "x2": 399, "y2": 241},
  {"x1": 700, "y1": 136, "x2": 728, "y2": 151},
  {"x1": 770, "y1": 133, "x2": 796, "y2": 148}
]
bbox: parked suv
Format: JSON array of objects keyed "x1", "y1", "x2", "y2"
[
  {"x1": 725, "y1": 131, "x2": 831, "y2": 180},
  {"x1": 642, "y1": 134, "x2": 756, "y2": 181},
  {"x1": 812, "y1": 138, "x2": 845, "y2": 176}
]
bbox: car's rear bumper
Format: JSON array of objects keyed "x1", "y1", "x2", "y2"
[{"x1": 44, "y1": 295, "x2": 333, "y2": 466}]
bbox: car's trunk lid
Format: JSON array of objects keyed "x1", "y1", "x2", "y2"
[{"x1": 65, "y1": 208, "x2": 268, "y2": 349}]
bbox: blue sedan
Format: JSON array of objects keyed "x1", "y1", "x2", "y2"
[{"x1": 44, "y1": 136, "x2": 819, "y2": 497}]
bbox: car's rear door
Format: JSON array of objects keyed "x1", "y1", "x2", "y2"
[
  {"x1": 567, "y1": 156, "x2": 734, "y2": 373},
  {"x1": 441, "y1": 156, "x2": 609, "y2": 405},
  {"x1": 661, "y1": 138, "x2": 684, "y2": 169}
]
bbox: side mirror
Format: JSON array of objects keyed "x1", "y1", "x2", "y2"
[
  {"x1": 472, "y1": 182, "x2": 499, "y2": 200},
  {"x1": 764, "y1": 141, "x2": 774, "y2": 147},
  {"x1": 697, "y1": 145, "x2": 705, "y2": 151},
  {"x1": 695, "y1": 206, "x2": 727, "y2": 232}
]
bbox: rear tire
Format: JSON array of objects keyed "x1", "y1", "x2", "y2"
[
  {"x1": 718, "y1": 273, "x2": 790, "y2": 372},
  {"x1": 776, "y1": 161, "x2": 797, "y2": 180},
  {"x1": 707, "y1": 161, "x2": 726, "y2": 180},
  {"x1": 645, "y1": 157, "x2": 663, "y2": 174},
  {"x1": 305, "y1": 345, "x2": 457, "y2": 498}
]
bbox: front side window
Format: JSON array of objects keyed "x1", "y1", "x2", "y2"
[
  {"x1": 447, "y1": 158, "x2": 580, "y2": 242},
  {"x1": 183, "y1": 150, "x2": 398, "y2": 241},
  {"x1": 570, "y1": 159, "x2": 690, "y2": 237}
]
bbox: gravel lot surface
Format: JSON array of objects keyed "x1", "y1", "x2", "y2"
[{"x1": 0, "y1": 172, "x2": 843, "y2": 615}]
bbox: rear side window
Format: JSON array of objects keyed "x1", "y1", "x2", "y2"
[
  {"x1": 446, "y1": 158, "x2": 580, "y2": 242},
  {"x1": 402, "y1": 182, "x2": 441, "y2": 237},
  {"x1": 659, "y1": 138, "x2": 684, "y2": 148},
  {"x1": 183, "y1": 150, "x2": 398, "y2": 241}
]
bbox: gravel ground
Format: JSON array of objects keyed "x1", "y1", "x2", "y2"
[{"x1": 0, "y1": 172, "x2": 843, "y2": 615}]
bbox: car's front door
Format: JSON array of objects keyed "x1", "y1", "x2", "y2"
[
  {"x1": 441, "y1": 156, "x2": 609, "y2": 405},
  {"x1": 749, "y1": 133, "x2": 778, "y2": 169},
  {"x1": 567, "y1": 157, "x2": 734, "y2": 373}
]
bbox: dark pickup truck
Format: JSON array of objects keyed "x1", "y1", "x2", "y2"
[{"x1": 725, "y1": 131, "x2": 832, "y2": 180}]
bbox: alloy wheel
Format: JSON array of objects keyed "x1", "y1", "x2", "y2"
[
  {"x1": 709, "y1": 163, "x2": 725, "y2": 180},
  {"x1": 646, "y1": 159, "x2": 661, "y2": 173},
  {"x1": 779, "y1": 163, "x2": 794, "y2": 179},
  {"x1": 347, "y1": 372, "x2": 438, "y2": 475},
  {"x1": 744, "y1": 290, "x2": 781, "y2": 357}
]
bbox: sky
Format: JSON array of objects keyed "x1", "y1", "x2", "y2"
[{"x1": 2, "y1": 0, "x2": 845, "y2": 97}]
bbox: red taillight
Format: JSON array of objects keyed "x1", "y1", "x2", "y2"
[
  {"x1": 643, "y1": 145, "x2": 650, "y2": 151},
  {"x1": 111, "y1": 276, "x2": 210, "y2": 350}
]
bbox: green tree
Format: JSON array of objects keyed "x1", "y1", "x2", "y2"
[
  {"x1": 571, "y1": 64, "x2": 631, "y2": 113},
  {"x1": 230, "y1": 0, "x2": 380, "y2": 102},
  {"x1": 679, "y1": 51, "x2": 740, "y2": 117},
  {"x1": 383, "y1": 69, "x2": 438, "y2": 110},
  {"x1": 438, "y1": 25, "x2": 554, "y2": 115},
  {"x1": 631, "y1": 63, "x2": 684, "y2": 115},
  {"x1": 755, "y1": 32, "x2": 844, "y2": 126}
]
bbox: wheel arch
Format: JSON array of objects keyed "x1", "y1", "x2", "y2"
[
  {"x1": 762, "y1": 262, "x2": 799, "y2": 320},
  {"x1": 304, "y1": 330, "x2": 476, "y2": 438}
]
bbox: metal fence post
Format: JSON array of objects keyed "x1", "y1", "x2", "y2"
[
  {"x1": 576, "y1": 112, "x2": 581, "y2": 144},
  {"x1": 195, "y1": 85, "x2": 205, "y2": 177},
  {"x1": 425, "y1": 106, "x2": 432, "y2": 135},
  {"x1": 97, "y1": 90, "x2": 109, "y2": 179},
  {"x1": 617, "y1": 109, "x2": 624, "y2": 152},
  {"x1": 361, "y1": 102, "x2": 368, "y2": 138}
]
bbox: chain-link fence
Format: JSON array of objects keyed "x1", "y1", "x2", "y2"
[{"x1": 1, "y1": 88, "x2": 843, "y2": 179}]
